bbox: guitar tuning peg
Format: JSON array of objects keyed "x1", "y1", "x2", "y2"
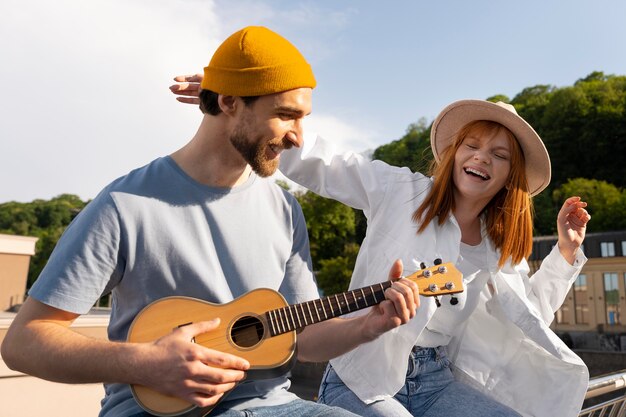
[
  {"x1": 434, "y1": 296, "x2": 441, "y2": 308},
  {"x1": 434, "y1": 258, "x2": 442, "y2": 265},
  {"x1": 450, "y1": 296, "x2": 459, "y2": 306},
  {"x1": 420, "y1": 262, "x2": 427, "y2": 270}
]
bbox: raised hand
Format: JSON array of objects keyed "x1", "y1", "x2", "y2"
[
  {"x1": 557, "y1": 196, "x2": 591, "y2": 265},
  {"x1": 169, "y1": 74, "x2": 203, "y2": 104}
]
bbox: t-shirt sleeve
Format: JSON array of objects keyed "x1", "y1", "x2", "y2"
[
  {"x1": 28, "y1": 190, "x2": 125, "y2": 314},
  {"x1": 277, "y1": 197, "x2": 319, "y2": 305}
]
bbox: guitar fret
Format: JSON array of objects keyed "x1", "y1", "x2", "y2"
[
  {"x1": 342, "y1": 293, "x2": 349, "y2": 312},
  {"x1": 267, "y1": 311, "x2": 276, "y2": 336},
  {"x1": 299, "y1": 303, "x2": 308, "y2": 326},
  {"x1": 278, "y1": 308, "x2": 287, "y2": 333},
  {"x1": 319, "y1": 299, "x2": 328, "y2": 320},
  {"x1": 370, "y1": 285, "x2": 379, "y2": 303},
  {"x1": 293, "y1": 305, "x2": 302, "y2": 329},
  {"x1": 360, "y1": 288, "x2": 368, "y2": 306},
  {"x1": 353, "y1": 290, "x2": 360, "y2": 309},
  {"x1": 326, "y1": 297, "x2": 335, "y2": 317},
  {"x1": 285, "y1": 306, "x2": 296, "y2": 330},
  {"x1": 289, "y1": 306, "x2": 300, "y2": 330},
  {"x1": 334, "y1": 294, "x2": 343, "y2": 315},
  {"x1": 307, "y1": 300, "x2": 317, "y2": 323}
]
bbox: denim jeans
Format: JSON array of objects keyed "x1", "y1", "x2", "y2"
[
  {"x1": 318, "y1": 346, "x2": 521, "y2": 417},
  {"x1": 130, "y1": 399, "x2": 360, "y2": 417}
]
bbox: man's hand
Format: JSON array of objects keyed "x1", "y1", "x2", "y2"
[
  {"x1": 137, "y1": 319, "x2": 250, "y2": 408},
  {"x1": 169, "y1": 74, "x2": 203, "y2": 105},
  {"x1": 361, "y1": 259, "x2": 420, "y2": 341}
]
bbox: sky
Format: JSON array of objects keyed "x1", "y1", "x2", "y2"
[{"x1": 1, "y1": 0, "x2": 625, "y2": 203}]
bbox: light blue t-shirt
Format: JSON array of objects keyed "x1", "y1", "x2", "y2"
[{"x1": 29, "y1": 156, "x2": 319, "y2": 416}]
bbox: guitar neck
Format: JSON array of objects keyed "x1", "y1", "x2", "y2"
[
  {"x1": 265, "y1": 281, "x2": 392, "y2": 337},
  {"x1": 265, "y1": 262, "x2": 462, "y2": 337}
]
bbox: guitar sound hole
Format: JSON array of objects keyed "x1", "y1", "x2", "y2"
[{"x1": 231, "y1": 315, "x2": 265, "y2": 348}]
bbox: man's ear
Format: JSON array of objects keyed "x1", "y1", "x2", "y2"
[{"x1": 218, "y1": 95, "x2": 238, "y2": 115}]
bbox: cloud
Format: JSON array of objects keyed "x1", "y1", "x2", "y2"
[
  {"x1": 0, "y1": 0, "x2": 363, "y2": 202},
  {"x1": 0, "y1": 0, "x2": 221, "y2": 202},
  {"x1": 303, "y1": 114, "x2": 379, "y2": 154}
]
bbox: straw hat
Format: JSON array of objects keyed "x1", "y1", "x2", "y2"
[{"x1": 430, "y1": 99, "x2": 551, "y2": 196}]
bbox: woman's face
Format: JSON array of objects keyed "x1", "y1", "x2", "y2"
[{"x1": 453, "y1": 128, "x2": 513, "y2": 205}]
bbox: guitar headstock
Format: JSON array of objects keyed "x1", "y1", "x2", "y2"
[{"x1": 405, "y1": 262, "x2": 463, "y2": 298}]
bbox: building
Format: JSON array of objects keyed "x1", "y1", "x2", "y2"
[
  {"x1": 0, "y1": 233, "x2": 38, "y2": 311},
  {"x1": 0, "y1": 233, "x2": 108, "y2": 416},
  {"x1": 530, "y1": 230, "x2": 626, "y2": 347}
]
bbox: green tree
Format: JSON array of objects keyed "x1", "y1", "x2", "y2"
[
  {"x1": 553, "y1": 178, "x2": 625, "y2": 232},
  {"x1": 372, "y1": 117, "x2": 433, "y2": 172},
  {"x1": 315, "y1": 243, "x2": 360, "y2": 295},
  {"x1": 296, "y1": 191, "x2": 356, "y2": 270},
  {"x1": 0, "y1": 194, "x2": 88, "y2": 287}
]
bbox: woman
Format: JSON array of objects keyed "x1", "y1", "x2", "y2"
[{"x1": 170, "y1": 79, "x2": 590, "y2": 416}]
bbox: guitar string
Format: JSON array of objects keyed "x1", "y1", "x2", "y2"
[
  {"x1": 186, "y1": 277, "x2": 459, "y2": 349},
  {"x1": 146, "y1": 270, "x2": 458, "y2": 349},
  {"x1": 191, "y1": 287, "x2": 385, "y2": 348}
]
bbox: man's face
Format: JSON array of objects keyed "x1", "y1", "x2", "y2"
[{"x1": 230, "y1": 88, "x2": 312, "y2": 177}]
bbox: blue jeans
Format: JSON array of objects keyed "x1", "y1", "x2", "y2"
[
  {"x1": 130, "y1": 399, "x2": 358, "y2": 417},
  {"x1": 208, "y1": 398, "x2": 359, "y2": 417},
  {"x1": 318, "y1": 346, "x2": 521, "y2": 417}
]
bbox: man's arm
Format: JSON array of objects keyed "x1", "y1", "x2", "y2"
[
  {"x1": 1, "y1": 297, "x2": 250, "y2": 408},
  {"x1": 296, "y1": 259, "x2": 419, "y2": 362}
]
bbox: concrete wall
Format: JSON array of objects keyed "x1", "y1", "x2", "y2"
[{"x1": 0, "y1": 234, "x2": 38, "y2": 311}]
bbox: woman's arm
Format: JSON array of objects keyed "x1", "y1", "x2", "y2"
[{"x1": 524, "y1": 196, "x2": 590, "y2": 323}]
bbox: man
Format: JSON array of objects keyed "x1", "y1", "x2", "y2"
[{"x1": 1, "y1": 26, "x2": 419, "y2": 417}]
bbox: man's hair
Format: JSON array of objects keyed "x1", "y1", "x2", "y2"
[{"x1": 199, "y1": 89, "x2": 261, "y2": 115}]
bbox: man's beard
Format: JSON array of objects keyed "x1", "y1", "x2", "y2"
[{"x1": 230, "y1": 126, "x2": 280, "y2": 178}]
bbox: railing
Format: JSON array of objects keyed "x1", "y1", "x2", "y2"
[{"x1": 580, "y1": 370, "x2": 626, "y2": 417}]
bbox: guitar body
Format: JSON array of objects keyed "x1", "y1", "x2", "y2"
[
  {"x1": 125, "y1": 262, "x2": 463, "y2": 416},
  {"x1": 128, "y1": 289, "x2": 296, "y2": 416}
]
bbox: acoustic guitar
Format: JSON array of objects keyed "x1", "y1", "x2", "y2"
[{"x1": 127, "y1": 262, "x2": 463, "y2": 416}]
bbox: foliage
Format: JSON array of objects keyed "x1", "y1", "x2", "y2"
[
  {"x1": 296, "y1": 191, "x2": 356, "y2": 271},
  {"x1": 372, "y1": 117, "x2": 433, "y2": 172},
  {"x1": 3, "y1": 72, "x2": 626, "y2": 297},
  {"x1": 512, "y1": 72, "x2": 626, "y2": 189},
  {"x1": 315, "y1": 243, "x2": 360, "y2": 295},
  {"x1": 553, "y1": 178, "x2": 626, "y2": 232},
  {"x1": 0, "y1": 194, "x2": 88, "y2": 286}
]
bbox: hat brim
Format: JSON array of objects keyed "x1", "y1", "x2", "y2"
[{"x1": 430, "y1": 100, "x2": 551, "y2": 197}]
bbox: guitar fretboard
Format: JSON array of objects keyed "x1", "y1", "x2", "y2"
[{"x1": 265, "y1": 281, "x2": 392, "y2": 336}]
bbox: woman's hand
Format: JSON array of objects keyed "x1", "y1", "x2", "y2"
[
  {"x1": 556, "y1": 196, "x2": 591, "y2": 264},
  {"x1": 169, "y1": 74, "x2": 203, "y2": 104}
]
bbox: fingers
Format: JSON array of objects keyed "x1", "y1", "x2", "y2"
[
  {"x1": 169, "y1": 83, "x2": 200, "y2": 94},
  {"x1": 169, "y1": 74, "x2": 202, "y2": 104},
  {"x1": 384, "y1": 278, "x2": 419, "y2": 323},
  {"x1": 173, "y1": 73, "x2": 204, "y2": 82},
  {"x1": 175, "y1": 96, "x2": 201, "y2": 105},
  {"x1": 387, "y1": 258, "x2": 404, "y2": 280},
  {"x1": 176, "y1": 320, "x2": 250, "y2": 371},
  {"x1": 559, "y1": 196, "x2": 591, "y2": 227}
]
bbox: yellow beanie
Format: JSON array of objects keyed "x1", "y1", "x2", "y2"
[{"x1": 201, "y1": 26, "x2": 316, "y2": 96}]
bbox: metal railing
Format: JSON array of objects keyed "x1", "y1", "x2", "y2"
[{"x1": 580, "y1": 370, "x2": 626, "y2": 417}]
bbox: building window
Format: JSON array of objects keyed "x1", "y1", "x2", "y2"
[
  {"x1": 622, "y1": 241, "x2": 626, "y2": 256},
  {"x1": 601, "y1": 242, "x2": 615, "y2": 257},
  {"x1": 603, "y1": 272, "x2": 620, "y2": 325},
  {"x1": 573, "y1": 274, "x2": 589, "y2": 324}
]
